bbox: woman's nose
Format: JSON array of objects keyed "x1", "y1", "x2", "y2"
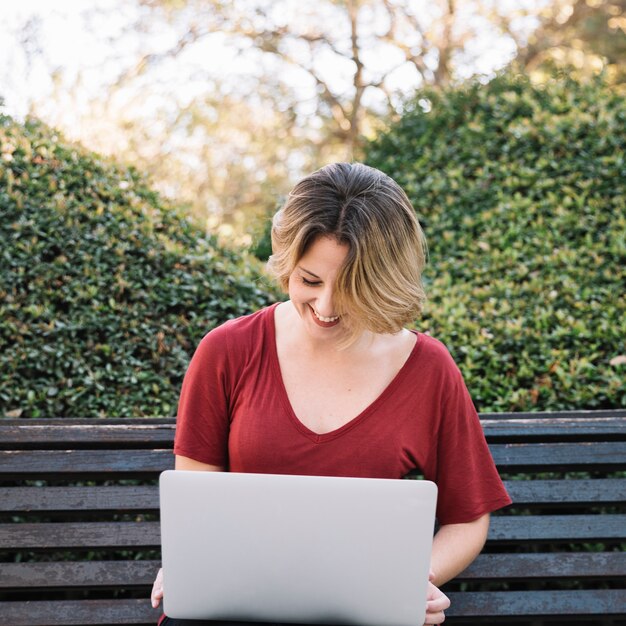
[{"x1": 315, "y1": 286, "x2": 337, "y2": 317}]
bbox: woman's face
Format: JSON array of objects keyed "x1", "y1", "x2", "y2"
[{"x1": 288, "y1": 235, "x2": 350, "y2": 343}]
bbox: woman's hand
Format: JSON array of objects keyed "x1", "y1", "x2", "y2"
[
  {"x1": 151, "y1": 460, "x2": 220, "y2": 610},
  {"x1": 151, "y1": 568, "x2": 164, "y2": 609},
  {"x1": 423, "y1": 571, "x2": 450, "y2": 624}
]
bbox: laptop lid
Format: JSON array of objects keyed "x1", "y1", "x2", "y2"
[{"x1": 159, "y1": 470, "x2": 437, "y2": 625}]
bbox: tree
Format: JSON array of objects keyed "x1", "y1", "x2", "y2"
[
  {"x1": 5, "y1": 1, "x2": 624, "y2": 238},
  {"x1": 4, "y1": 0, "x2": 541, "y2": 235},
  {"x1": 0, "y1": 112, "x2": 278, "y2": 417},
  {"x1": 129, "y1": 0, "x2": 538, "y2": 156},
  {"x1": 514, "y1": 0, "x2": 626, "y2": 82},
  {"x1": 366, "y1": 72, "x2": 626, "y2": 411}
]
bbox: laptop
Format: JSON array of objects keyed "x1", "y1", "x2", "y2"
[{"x1": 159, "y1": 470, "x2": 437, "y2": 625}]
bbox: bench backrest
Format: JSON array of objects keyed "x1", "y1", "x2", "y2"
[{"x1": 1, "y1": 410, "x2": 625, "y2": 625}]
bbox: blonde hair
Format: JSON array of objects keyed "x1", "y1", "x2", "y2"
[{"x1": 267, "y1": 162, "x2": 427, "y2": 342}]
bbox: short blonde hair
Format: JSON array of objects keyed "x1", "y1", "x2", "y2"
[{"x1": 267, "y1": 162, "x2": 427, "y2": 341}]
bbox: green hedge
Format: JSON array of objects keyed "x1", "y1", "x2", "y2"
[
  {"x1": 366, "y1": 72, "x2": 626, "y2": 411},
  {"x1": 0, "y1": 115, "x2": 278, "y2": 418}
]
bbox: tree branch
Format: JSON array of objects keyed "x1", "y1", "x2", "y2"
[
  {"x1": 433, "y1": 0, "x2": 456, "y2": 86},
  {"x1": 347, "y1": 0, "x2": 366, "y2": 149},
  {"x1": 517, "y1": 0, "x2": 592, "y2": 70},
  {"x1": 112, "y1": 23, "x2": 215, "y2": 87}
]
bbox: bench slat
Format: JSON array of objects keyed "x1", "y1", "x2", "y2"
[
  {"x1": 479, "y1": 409, "x2": 626, "y2": 420},
  {"x1": 3, "y1": 515, "x2": 624, "y2": 549},
  {"x1": 1, "y1": 415, "x2": 624, "y2": 448},
  {"x1": 0, "y1": 522, "x2": 161, "y2": 549},
  {"x1": 489, "y1": 514, "x2": 626, "y2": 542},
  {"x1": 446, "y1": 588, "x2": 626, "y2": 617},
  {"x1": 1, "y1": 590, "x2": 623, "y2": 624},
  {"x1": 0, "y1": 486, "x2": 159, "y2": 512},
  {"x1": 481, "y1": 416, "x2": 626, "y2": 440},
  {"x1": 503, "y1": 478, "x2": 626, "y2": 505},
  {"x1": 3, "y1": 552, "x2": 624, "y2": 590},
  {"x1": 1, "y1": 442, "x2": 623, "y2": 478},
  {"x1": 2, "y1": 478, "x2": 623, "y2": 513},
  {"x1": 490, "y1": 441, "x2": 626, "y2": 470},
  {"x1": 0, "y1": 421, "x2": 175, "y2": 450},
  {"x1": 0, "y1": 599, "x2": 159, "y2": 626},
  {"x1": 0, "y1": 560, "x2": 160, "y2": 589},
  {"x1": 0, "y1": 449, "x2": 174, "y2": 478},
  {"x1": 458, "y1": 551, "x2": 626, "y2": 580}
]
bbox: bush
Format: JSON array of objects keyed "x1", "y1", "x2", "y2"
[
  {"x1": 366, "y1": 72, "x2": 626, "y2": 411},
  {"x1": 0, "y1": 114, "x2": 279, "y2": 418}
]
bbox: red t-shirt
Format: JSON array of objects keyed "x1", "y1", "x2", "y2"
[{"x1": 174, "y1": 304, "x2": 511, "y2": 525}]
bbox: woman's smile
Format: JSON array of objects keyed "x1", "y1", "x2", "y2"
[
  {"x1": 309, "y1": 305, "x2": 340, "y2": 327},
  {"x1": 287, "y1": 235, "x2": 349, "y2": 341}
]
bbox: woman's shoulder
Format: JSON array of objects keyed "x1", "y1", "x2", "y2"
[
  {"x1": 198, "y1": 303, "x2": 278, "y2": 349},
  {"x1": 216, "y1": 303, "x2": 276, "y2": 335},
  {"x1": 415, "y1": 331, "x2": 454, "y2": 358},
  {"x1": 413, "y1": 331, "x2": 464, "y2": 377}
]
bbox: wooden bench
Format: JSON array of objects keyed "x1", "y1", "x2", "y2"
[{"x1": 1, "y1": 410, "x2": 625, "y2": 626}]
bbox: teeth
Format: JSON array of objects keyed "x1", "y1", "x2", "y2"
[{"x1": 314, "y1": 310, "x2": 339, "y2": 323}]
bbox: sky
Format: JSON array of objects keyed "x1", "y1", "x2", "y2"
[
  {"x1": 0, "y1": 0, "x2": 547, "y2": 229},
  {"x1": 1, "y1": 1, "x2": 147, "y2": 118},
  {"x1": 0, "y1": 0, "x2": 543, "y2": 122}
]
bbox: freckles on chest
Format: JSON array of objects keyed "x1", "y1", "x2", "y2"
[
  {"x1": 288, "y1": 381, "x2": 362, "y2": 431},
  {"x1": 284, "y1": 367, "x2": 390, "y2": 431}
]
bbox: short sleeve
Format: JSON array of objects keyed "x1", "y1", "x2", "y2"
[
  {"x1": 173, "y1": 327, "x2": 232, "y2": 467},
  {"x1": 424, "y1": 361, "x2": 511, "y2": 525}
]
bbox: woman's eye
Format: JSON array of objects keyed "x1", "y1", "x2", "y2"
[{"x1": 302, "y1": 277, "x2": 321, "y2": 286}]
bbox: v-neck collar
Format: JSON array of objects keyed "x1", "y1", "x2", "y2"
[{"x1": 266, "y1": 303, "x2": 422, "y2": 444}]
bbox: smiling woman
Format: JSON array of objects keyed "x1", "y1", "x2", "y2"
[
  {"x1": 268, "y1": 162, "x2": 428, "y2": 347},
  {"x1": 152, "y1": 162, "x2": 511, "y2": 626}
]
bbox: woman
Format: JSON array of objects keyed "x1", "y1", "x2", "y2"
[{"x1": 152, "y1": 162, "x2": 512, "y2": 625}]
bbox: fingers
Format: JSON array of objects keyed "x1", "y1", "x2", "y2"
[
  {"x1": 151, "y1": 568, "x2": 163, "y2": 609},
  {"x1": 424, "y1": 581, "x2": 450, "y2": 625},
  {"x1": 425, "y1": 596, "x2": 449, "y2": 623}
]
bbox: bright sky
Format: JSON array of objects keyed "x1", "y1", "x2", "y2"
[
  {"x1": 0, "y1": 0, "x2": 544, "y2": 121},
  {"x1": 1, "y1": 1, "x2": 143, "y2": 117},
  {"x1": 0, "y1": 0, "x2": 549, "y2": 232}
]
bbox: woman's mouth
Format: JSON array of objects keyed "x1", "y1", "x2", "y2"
[{"x1": 309, "y1": 306, "x2": 340, "y2": 328}]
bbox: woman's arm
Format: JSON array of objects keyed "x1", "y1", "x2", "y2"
[
  {"x1": 423, "y1": 513, "x2": 490, "y2": 624},
  {"x1": 175, "y1": 455, "x2": 224, "y2": 472},
  {"x1": 430, "y1": 513, "x2": 490, "y2": 586},
  {"x1": 151, "y1": 455, "x2": 223, "y2": 608}
]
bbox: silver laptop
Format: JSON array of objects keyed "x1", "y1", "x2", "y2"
[{"x1": 159, "y1": 470, "x2": 437, "y2": 625}]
